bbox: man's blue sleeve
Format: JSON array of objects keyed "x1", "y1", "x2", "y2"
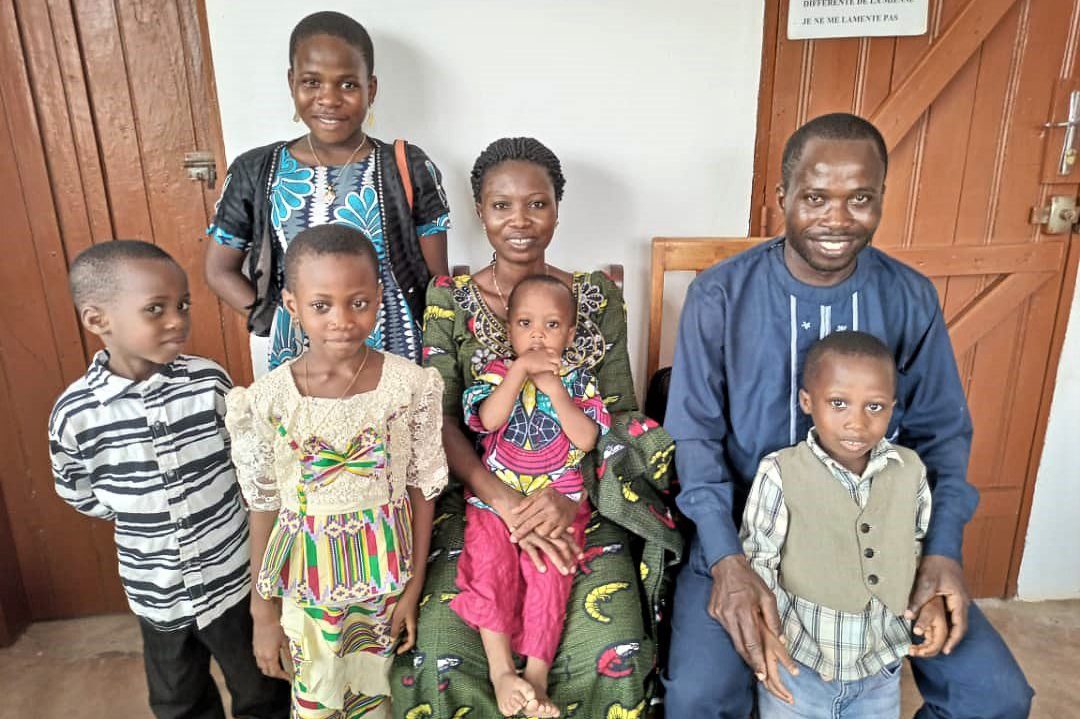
[
  {"x1": 897, "y1": 294, "x2": 979, "y2": 562},
  {"x1": 665, "y1": 279, "x2": 742, "y2": 568}
]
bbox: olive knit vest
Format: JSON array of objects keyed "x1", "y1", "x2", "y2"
[{"x1": 776, "y1": 442, "x2": 923, "y2": 615}]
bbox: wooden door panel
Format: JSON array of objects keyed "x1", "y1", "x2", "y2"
[
  {"x1": 752, "y1": 0, "x2": 1079, "y2": 596},
  {"x1": 0, "y1": 0, "x2": 249, "y2": 627}
]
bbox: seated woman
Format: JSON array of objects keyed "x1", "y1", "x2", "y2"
[{"x1": 391, "y1": 137, "x2": 683, "y2": 718}]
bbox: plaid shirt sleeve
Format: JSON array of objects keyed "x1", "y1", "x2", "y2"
[{"x1": 740, "y1": 454, "x2": 788, "y2": 592}]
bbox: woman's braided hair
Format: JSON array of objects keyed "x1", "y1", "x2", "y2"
[{"x1": 470, "y1": 137, "x2": 566, "y2": 203}]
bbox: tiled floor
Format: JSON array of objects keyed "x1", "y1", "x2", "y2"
[{"x1": 1, "y1": 598, "x2": 1075, "y2": 717}]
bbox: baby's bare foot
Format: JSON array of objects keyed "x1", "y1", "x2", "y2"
[
  {"x1": 521, "y1": 668, "x2": 560, "y2": 717},
  {"x1": 491, "y1": 670, "x2": 534, "y2": 717}
]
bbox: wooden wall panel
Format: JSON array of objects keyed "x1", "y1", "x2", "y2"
[{"x1": 750, "y1": 0, "x2": 1079, "y2": 596}]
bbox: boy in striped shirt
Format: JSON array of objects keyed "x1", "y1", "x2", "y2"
[{"x1": 49, "y1": 240, "x2": 288, "y2": 719}]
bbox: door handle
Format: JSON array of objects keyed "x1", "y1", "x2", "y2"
[{"x1": 1043, "y1": 90, "x2": 1080, "y2": 175}]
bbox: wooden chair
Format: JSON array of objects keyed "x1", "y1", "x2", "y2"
[
  {"x1": 646, "y1": 237, "x2": 769, "y2": 381},
  {"x1": 451, "y1": 264, "x2": 624, "y2": 288}
]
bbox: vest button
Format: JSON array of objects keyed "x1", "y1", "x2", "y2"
[
  {"x1": 860, "y1": 522, "x2": 872, "y2": 533},
  {"x1": 868, "y1": 574, "x2": 879, "y2": 585},
  {"x1": 864, "y1": 548, "x2": 875, "y2": 558}
]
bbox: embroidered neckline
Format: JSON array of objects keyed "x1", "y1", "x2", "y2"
[{"x1": 455, "y1": 271, "x2": 608, "y2": 370}]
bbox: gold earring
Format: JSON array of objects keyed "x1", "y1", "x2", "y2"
[
  {"x1": 366, "y1": 105, "x2": 375, "y2": 128},
  {"x1": 292, "y1": 110, "x2": 300, "y2": 123}
]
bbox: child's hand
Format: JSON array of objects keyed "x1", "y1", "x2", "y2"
[
  {"x1": 759, "y1": 626, "x2": 799, "y2": 705},
  {"x1": 391, "y1": 583, "x2": 421, "y2": 654},
  {"x1": 909, "y1": 594, "x2": 948, "y2": 658},
  {"x1": 513, "y1": 348, "x2": 562, "y2": 381},
  {"x1": 531, "y1": 365, "x2": 566, "y2": 397},
  {"x1": 252, "y1": 609, "x2": 291, "y2": 680}
]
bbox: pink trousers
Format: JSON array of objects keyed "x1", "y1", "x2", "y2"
[{"x1": 450, "y1": 500, "x2": 591, "y2": 665}]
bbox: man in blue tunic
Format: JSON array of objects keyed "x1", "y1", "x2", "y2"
[{"x1": 662, "y1": 113, "x2": 1033, "y2": 718}]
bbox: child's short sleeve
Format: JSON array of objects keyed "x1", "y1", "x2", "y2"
[
  {"x1": 571, "y1": 368, "x2": 612, "y2": 436},
  {"x1": 206, "y1": 153, "x2": 261, "y2": 252},
  {"x1": 407, "y1": 368, "x2": 449, "y2": 500},
  {"x1": 462, "y1": 360, "x2": 508, "y2": 434},
  {"x1": 405, "y1": 144, "x2": 451, "y2": 238},
  {"x1": 224, "y1": 386, "x2": 280, "y2": 511}
]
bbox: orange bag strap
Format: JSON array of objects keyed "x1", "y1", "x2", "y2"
[{"x1": 394, "y1": 139, "x2": 414, "y2": 210}]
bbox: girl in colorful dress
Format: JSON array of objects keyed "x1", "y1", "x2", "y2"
[
  {"x1": 451, "y1": 275, "x2": 611, "y2": 718},
  {"x1": 206, "y1": 11, "x2": 450, "y2": 369},
  {"x1": 226, "y1": 224, "x2": 447, "y2": 719}
]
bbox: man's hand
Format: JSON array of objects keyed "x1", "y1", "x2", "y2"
[
  {"x1": 709, "y1": 555, "x2": 790, "y2": 680},
  {"x1": 905, "y1": 554, "x2": 971, "y2": 654},
  {"x1": 909, "y1": 595, "x2": 948, "y2": 658}
]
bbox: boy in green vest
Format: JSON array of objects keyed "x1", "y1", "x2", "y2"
[{"x1": 741, "y1": 331, "x2": 951, "y2": 718}]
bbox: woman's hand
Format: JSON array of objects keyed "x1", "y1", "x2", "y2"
[
  {"x1": 507, "y1": 486, "x2": 580, "y2": 542},
  {"x1": 489, "y1": 483, "x2": 581, "y2": 575},
  {"x1": 516, "y1": 528, "x2": 582, "y2": 576}
]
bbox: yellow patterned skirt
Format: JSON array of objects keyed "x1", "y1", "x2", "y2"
[{"x1": 282, "y1": 597, "x2": 399, "y2": 718}]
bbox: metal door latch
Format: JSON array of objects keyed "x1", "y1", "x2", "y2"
[
  {"x1": 184, "y1": 151, "x2": 217, "y2": 189},
  {"x1": 1030, "y1": 195, "x2": 1078, "y2": 235}
]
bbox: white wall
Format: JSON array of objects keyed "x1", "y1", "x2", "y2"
[
  {"x1": 1018, "y1": 279, "x2": 1080, "y2": 600},
  {"x1": 205, "y1": 0, "x2": 765, "y2": 392}
]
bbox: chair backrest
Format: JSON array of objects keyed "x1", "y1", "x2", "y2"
[
  {"x1": 450, "y1": 264, "x2": 624, "y2": 289},
  {"x1": 647, "y1": 237, "x2": 770, "y2": 381}
]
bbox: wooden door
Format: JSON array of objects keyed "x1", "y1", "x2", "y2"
[
  {"x1": 0, "y1": 0, "x2": 250, "y2": 637},
  {"x1": 751, "y1": 0, "x2": 1080, "y2": 597}
]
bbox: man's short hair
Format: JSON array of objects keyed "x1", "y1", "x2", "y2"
[
  {"x1": 781, "y1": 113, "x2": 888, "y2": 190},
  {"x1": 68, "y1": 240, "x2": 178, "y2": 309},
  {"x1": 803, "y1": 330, "x2": 896, "y2": 392}
]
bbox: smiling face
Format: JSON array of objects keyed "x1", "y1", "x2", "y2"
[
  {"x1": 477, "y1": 160, "x2": 559, "y2": 265},
  {"x1": 799, "y1": 351, "x2": 896, "y2": 475},
  {"x1": 507, "y1": 282, "x2": 576, "y2": 357},
  {"x1": 777, "y1": 137, "x2": 885, "y2": 286},
  {"x1": 82, "y1": 259, "x2": 191, "y2": 381},
  {"x1": 289, "y1": 33, "x2": 376, "y2": 150},
  {"x1": 282, "y1": 252, "x2": 382, "y2": 362}
]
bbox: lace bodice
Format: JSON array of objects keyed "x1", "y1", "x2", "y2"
[{"x1": 225, "y1": 353, "x2": 447, "y2": 514}]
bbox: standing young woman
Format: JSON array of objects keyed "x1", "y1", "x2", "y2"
[{"x1": 205, "y1": 11, "x2": 450, "y2": 369}]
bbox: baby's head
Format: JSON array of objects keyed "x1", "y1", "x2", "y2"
[
  {"x1": 282, "y1": 224, "x2": 382, "y2": 358},
  {"x1": 69, "y1": 240, "x2": 190, "y2": 380},
  {"x1": 799, "y1": 331, "x2": 896, "y2": 473},
  {"x1": 506, "y1": 275, "x2": 576, "y2": 357}
]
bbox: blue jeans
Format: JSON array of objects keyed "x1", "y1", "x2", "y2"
[
  {"x1": 757, "y1": 660, "x2": 900, "y2": 719},
  {"x1": 661, "y1": 541, "x2": 1034, "y2": 719}
]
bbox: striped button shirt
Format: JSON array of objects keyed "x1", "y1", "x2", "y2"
[
  {"x1": 741, "y1": 430, "x2": 932, "y2": 681},
  {"x1": 49, "y1": 352, "x2": 250, "y2": 631}
]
